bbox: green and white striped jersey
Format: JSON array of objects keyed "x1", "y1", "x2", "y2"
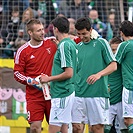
[
  {"x1": 115, "y1": 40, "x2": 133, "y2": 91},
  {"x1": 75, "y1": 38, "x2": 115, "y2": 97},
  {"x1": 50, "y1": 38, "x2": 78, "y2": 98}
]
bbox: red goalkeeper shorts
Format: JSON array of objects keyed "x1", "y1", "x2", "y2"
[{"x1": 27, "y1": 100, "x2": 51, "y2": 124}]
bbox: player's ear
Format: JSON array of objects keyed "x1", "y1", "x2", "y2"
[
  {"x1": 120, "y1": 31, "x2": 123, "y2": 37},
  {"x1": 27, "y1": 30, "x2": 32, "y2": 36},
  {"x1": 53, "y1": 27, "x2": 58, "y2": 33},
  {"x1": 90, "y1": 28, "x2": 93, "y2": 32}
]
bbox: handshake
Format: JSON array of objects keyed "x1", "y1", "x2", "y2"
[{"x1": 27, "y1": 74, "x2": 51, "y2": 100}]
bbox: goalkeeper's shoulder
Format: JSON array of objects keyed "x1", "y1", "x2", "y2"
[
  {"x1": 15, "y1": 42, "x2": 29, "y2": 60},
  {"x1": 16, "y1": 42, "x2": 29, "y2": 53},
  {"x1": 44, "y1": 36, "x2": 58, "y2": 48}
]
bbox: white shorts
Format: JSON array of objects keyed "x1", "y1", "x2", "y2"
[
  {"x1": 72, "y1": 97, "x2": 88, "y2": 124},
  {"x1": 49, "y1": 92, "x2": 75, "y2": 127},
  {"x1": 109, "y1": 102, "x2": 127, "y2": 129},
  {"x1": 85, "y1": 97, "x2": 110, "y2": 126},
  {"x1": 122, "y1": 87, "x2": 133, "y2": 118}
]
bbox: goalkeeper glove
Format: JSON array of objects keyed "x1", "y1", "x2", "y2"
[{"x1": 27, "y1": 77, "x2": 42, "y2": 91}]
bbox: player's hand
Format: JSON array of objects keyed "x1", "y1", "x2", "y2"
[
  {"x1": 27, "y1": 77, "x2": 42, "y2": 90},
  {"x1": 49, "y1": 36, "x2": 59, "y2": 45},
  {"x1": 40, "y1": 74, "x2": 50, "y2": 83},
  {"x1": 86, "y1": 73, "x2": 101, "y2": 84}
]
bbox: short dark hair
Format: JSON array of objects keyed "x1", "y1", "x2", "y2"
[
  {"x1": 51, "y1": 16, "x2": 69, "y2": 33},
  {"x1": 26, "y1": 18, "x2": 42, "y2": 32},
  {"x1": 75, "y1": 17, "x2": 92, "y2": 31},
  {"x1": 110, "y1": 37, "x2": 122, "y2": 45},
  {"x1": 119, "y1": 20, "x2": 133, "y2": 37}
]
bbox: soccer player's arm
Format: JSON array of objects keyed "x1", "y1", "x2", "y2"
[
  {"x1": 40, "y1": 68, "x2": 73, "y2": 83},
  {"x1": 51, "y1": 67, "x2": 73, "y2": 81},
  {"x1": 87, "y1": 61, "x2": 117, "y2": 85},
  {"x1": 14, "y1": 50, "x2": 28, "y2": 85},
  {"x1": 96, "y1": 61, "x2": 117, "y2": 77},
  {"x1": 98, "y1": 38, "x2": 117, "y2": 76}
]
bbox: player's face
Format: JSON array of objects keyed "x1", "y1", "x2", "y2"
[
  {"x1": 31, "y1": 24, "x2": 45, "y2": 41},
  {"x1": 76, "y1": 28, "x2": 92, "y2": 42},
  {"x1": 111, "y1": 43, "x2": 119, "y2": 54}
]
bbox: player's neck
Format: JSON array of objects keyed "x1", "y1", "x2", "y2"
[
  {"x1": 58, "y1": 33, "x2": 69, "y2": 42},
  {"x1": 124, "y1": 36, "x2": 133, "y2": 41},
  {"x1": 30, "y1": 39, "x2": 42, "y2": 46}
]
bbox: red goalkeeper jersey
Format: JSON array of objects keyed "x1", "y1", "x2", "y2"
[{"x1": 14, "y1": 38, "x2": 57, "y2": 101}]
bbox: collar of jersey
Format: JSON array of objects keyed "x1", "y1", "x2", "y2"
[
  {"x1": 83, "y1": 41, "x2": 90, "y2": 45},
  {"x1": 28, "y1": 41, "x2": 43, "y2": 48},
  {"x1": 58, "y1": 38, "x2": 70, "y2": 46}
]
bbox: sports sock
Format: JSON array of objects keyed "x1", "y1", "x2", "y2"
[{"x1": 128, "y1": 124, "x2": 133, "y2": 133}]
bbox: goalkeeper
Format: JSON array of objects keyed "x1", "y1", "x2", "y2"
[{"x1": 14, "y1": 18, "x2": 57, "y2": 133}]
